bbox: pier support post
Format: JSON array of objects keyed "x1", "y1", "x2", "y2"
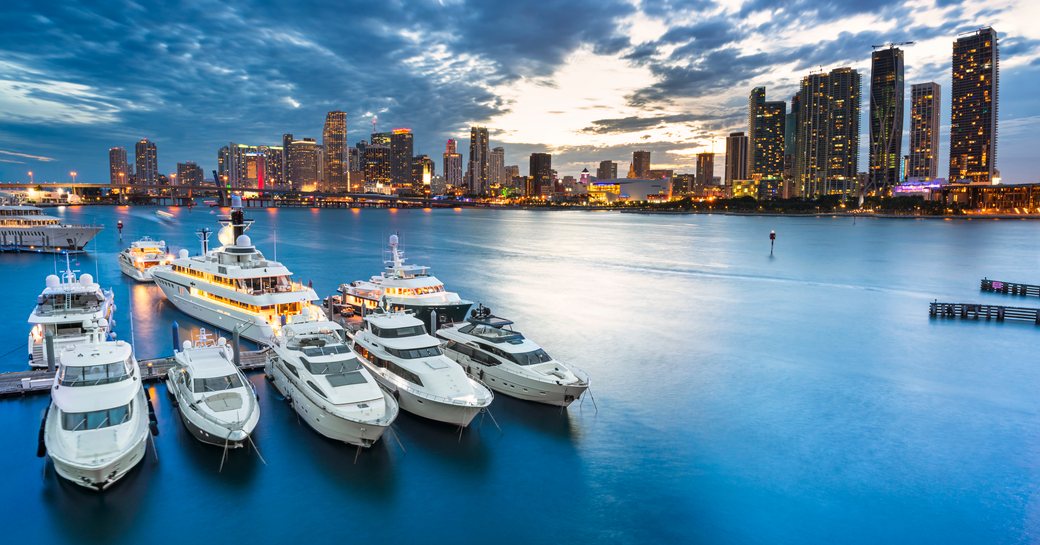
[
  {"x1": 172, "y1": 321, "x2": 180, "y2": 353},
  {"x1": 232, "y1": 325, "x2": 241, "y2": 368},
  {"x1": 44, "y1": 331, "x2": 55, "y2": 373}
]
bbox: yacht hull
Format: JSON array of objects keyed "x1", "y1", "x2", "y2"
[
  {"x1": 266, "y1": 359, "x2": 394, "y2": 447},
  {"x1": 51, "y1": 436, "x2": 147, "y2": 491},
  {"x1": 165, "y1": 379, "x2": 258, "y2": 448},
  {"x1": 463, "y1": 363, "x2": 587, "y2": 407},
  {"x1": 153, "y1": 274, "x2": 274, "y2": 343},
  {"x1": 118, "y1": 258, "x2": 154, "y2": 282},
  {"x1": 0, "y1": 225, "x2": 102, "y2": 253},
  {"x1": 365, "y1": 370, "x2": 483, "y2": 427}
]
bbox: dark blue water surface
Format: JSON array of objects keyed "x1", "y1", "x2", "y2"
[{"x1": 2, "y1": 206, "x2": 1040, "y2": 544}]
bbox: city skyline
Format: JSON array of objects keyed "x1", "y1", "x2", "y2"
[{"x1": 0, "y1": 1, "x2": 1038, "y2": 183}]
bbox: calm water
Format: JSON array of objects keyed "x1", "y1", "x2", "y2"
[{"x1": 2, "y1": 206, "x2": 1040, "y2": 544}]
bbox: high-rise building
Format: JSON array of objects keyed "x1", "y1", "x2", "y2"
[
  {"x1": 443, "y1": 139, "x2": 463, "y2": 189},
  {"x1": 224, "y1": 143, "x2": 284, "y2": 189},
  {"x1": 109, "y1": 147, "x2": 129, "y2": 187},
  {"x1": 784, "y1": 93, "x2": 801, "y2": 197},
  {"x1": 597, "y1": 160, "x2": 617, "y2": 180},
  {"x1": 631, "y1": 150, "x2": 651, "y2": 178},
  {"x1": 411, "y1": 155, "x2": 434, "y2": 194},
  {"x1": 748, "y1": 87, "x2": 785, "y2": 181},
  {"x1": 390, "y1": 129, "x2": 413, "y2": 185},
  {"x1": 950, "y1": 27, "x2": 999, "y2": 184},
  {"x1": 489, "y1": 146, "x2": 505, "y2": 187},
  {"x1": 529, "y1": 153, "x2": 551, "y2": 197},
  {"x1": 323, "y1": 111, "x2": 347, "y2": 192},
  {"x1": 282, "y1": 133, "x2": 293, "y2": 185},
  {"x1": 135, "y1": 138, "x2": 158, "y2": 185},
  {"x1": 696, "y1": 153, "x2": 715, "y2": 186},
  {"x1": 908, "y1": 82, "x2": 941, "y2": 180},
  {"x1": 371, "y1": 132, "x2": 391, "y2": 146},
  {"x1": 724, "y1": 132, "x2": 748, "y2": 184},
  {"x1": 794, "y1": 67, "x2": 861, "y2": 197},
  {"x1": 505, "y1": 165, "x2": 520, "y2": 189},
  {"x1": 468, "y1": 126, "x2": 490, "y2": 195},
  {"x1": 288, "y1": 138, "x2": 321, "y2": 190},
  {"x1": 176, "y1": 162, "x2": 204, "y2": 186},
  {"x1": 869, "y1": 47, "x2": 905, "y2": 191},
  {"x1": 364, "y1": 145, "x2": 391, "y2": 186}
]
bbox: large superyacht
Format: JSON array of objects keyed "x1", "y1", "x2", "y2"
[
  {"x1": 152, "y1": 197, "x2": 324, "y2": 343},
  {"x1": 27, "y1": 258, "x2": 115, "y2": 369},
  {"x1": 330, "y1": 234, "x2": 471, "y2": 328},
  {"x1": 0, "y1": 201, "x2": 101, "y2": 253}
]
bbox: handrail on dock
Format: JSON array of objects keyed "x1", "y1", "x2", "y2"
[
  {"x1": 981, "y1": 278, "x2": 1040, "y2": 297},
  {"x1": 929, "y1": 300, "x2": 1040, "y2": 325}
]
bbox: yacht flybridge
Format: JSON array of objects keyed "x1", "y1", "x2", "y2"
[
  {"x1": 42, "y1": 340, "x2": 150, "y2": 491},
  {"x1": 27, "y1": 258, "x2": 115, "y2": 369},
  {"x1": 331, "y1": 234, "x2": 472, "y2": 328},
  {"x1": 118, "y1": 236, "x2": 172, "y2": 282},
  {"x1": 266, "y1": 314, "x2": 399, "y2": 447},
  {"x1": 437, "y1": 305, "x2": 589, "y2": 407},
  {"x1": 350, "y1": 311, "x2": 492, "y2": 427},
  {"x1": 152, "y1": 196, "x2": 324, "y2": 343},
  {"x1": 166, "y1": 330, "x2": 260, "y2": 448}
]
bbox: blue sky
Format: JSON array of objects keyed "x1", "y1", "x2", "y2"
[{"x1": 0, "y1": 0, "x2": 1037, "y2": 183}]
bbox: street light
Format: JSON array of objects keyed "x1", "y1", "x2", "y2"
[
  {"x1": 27, "y1": 171, "x2": 34, "y2": 184},
  {"x1": 70, "y1": 171, "x2": 77, "y2": 183}
]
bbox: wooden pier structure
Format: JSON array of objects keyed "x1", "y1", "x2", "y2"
[
  {"x1": 980, "y1": 278, "x2": 1040, "y2": 297},
  {"x1": 929, "y1": 300, "x2": 1040, "y2": 325},
  {"x1": 0, "y1": 349, "x2": 267, "y2": 399}
]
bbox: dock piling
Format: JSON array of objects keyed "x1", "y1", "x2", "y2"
[{"x1": 44, "y1": 331, "x2": 55, "y2": 373}]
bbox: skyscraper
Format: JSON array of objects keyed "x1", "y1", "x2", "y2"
[
  {"x1": 724, "y1": 132, "x2": 748, "y2": 184},
  {"x1": 489, "y1": 146, "x2": 505, "y2": 188},
  {"x1": 529, "y1": 153, "x2": 551, "y2": 197},
  {"x1": 443, "y1": 139, "x2": 463, "y2": 189},
  {"x1": 288, "y1": 138, "x2": 321, "y2": 190},
  {"x1": 794, "y1": 67, "x2": 861, "y2": 197},
  {"x1": 176, "y1": 162, "x2": 204, "y2": 186},
  {"x1": 950, "y1": 27, "x2": 999, "y2": 184},
  {"x1": 597, "y1": 160, "x2": 617, "y2": 180},
  {"x1": 696, "y1": 153, "x2": 715, "y2": 186},
  {"x1": 364, "y1": 145, "x2": 391, "y2": 186},
  {"x1": 632, "y1": 150, "x2": 651, "y2": 178},
  {"x1": 869, "y1": 47, "x2": 905, "y2": 191},
  {"x1": 411, "y1": 155, "x2": 434, "y2": 194},
  {"x1": 109, "y1": 147, "x2": 128, "y2": 187},
  {"x1": 747, "y1": 87, "x2": 785, "y2": 181},
  {"x1": 784, "y1": 93, "x2": 801, "y2": 197},
  {"x1": 323, "y1": 111, "x2": 347, "y2": 192},
  {"x1": 282, "y1": 133, "x2": 293, "y2": 185},
  {"x1": 390, "y1": 129, "x2": 413, "y2": 186},
  {"x1": 908, "y1": 82, "x2": 941, "y2": 180},
  {"x1": 468, "y1": 126, "x2": 489, "y2": 194},
  {"x1": 135, "y1": 138, "x2": 158, "y2": 185}
]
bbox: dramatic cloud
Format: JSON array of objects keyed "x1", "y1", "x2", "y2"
[{"x1": 0, "y1": 0, "x2": 1037, "y2": 183}]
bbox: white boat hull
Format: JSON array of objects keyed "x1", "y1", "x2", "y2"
[
  {"x1": 165, "y1": 378, "x2": 260, "y2": 448},
  {"x1": 366, "y1": 368, "x2": 484, "y2": 427},
  {"x1": 266, "y1": 359, "x2": 395, "y2": 447},
  {"x1": 0, "y1": 225, "x2": 102, "y2": 253},
  {"x1": 51, "y1": 435, "x2": 147, "y2": 491},
  {"x1": 463, "y1": 362, "x2": 587, "y2": 407},
  {"x1": 118, "y1": 258, "x2": 155, "y2": 282},
  {"x1": 153, "y1": 276, "x2": 274, "y2": 343}
]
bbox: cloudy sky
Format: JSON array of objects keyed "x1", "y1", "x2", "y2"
[{"x1": 0, "y1": 0, "x2": 1038, "y2": 184}]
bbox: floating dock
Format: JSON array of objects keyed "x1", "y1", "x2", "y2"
[
  {"x1": 981, "y1": 278, "x2": 1040, "y2": 297},
  {"x1": 929, "y1": 300, "x2": 1040, "y2": 325},
  {"x1": 0, "y1": 349, "x2": 267, "y2": 398}
]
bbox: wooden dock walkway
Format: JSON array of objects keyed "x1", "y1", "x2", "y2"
[
  {"x1": 929, "y1": 300, "x2": 1040, "y2": 325},
  {"x1": 981, "y1": 278, "x2": 1040, "y2": 297},
  {"x1": 0, "y1": 349, "x2": 268, "y2": 398}
]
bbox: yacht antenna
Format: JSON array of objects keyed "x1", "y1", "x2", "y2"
[
  {"x1": 273, "y1": 229, "x2": 277, "y2": 261},
  {"x1": 128, "y1": 286, "x2": 136, "y2": 350},
  {"x1": 197, "y1": 227, "x2": 211, "y2": 255}
]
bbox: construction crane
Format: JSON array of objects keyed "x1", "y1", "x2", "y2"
[{"x1": 871, "y1": 41, "x2": 915, "y2": 50}]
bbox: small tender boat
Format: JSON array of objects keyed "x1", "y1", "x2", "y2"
[
  {"x1": 117, "y1": 236, "x2": 172, "y2": 282},
  {"x1": 155, "y1": 210, "x2": 175, "y2": 222},
  {"x1": 165, "y1": 330, "x2": 260, "y2": 448}
]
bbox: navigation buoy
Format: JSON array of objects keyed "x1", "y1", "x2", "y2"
[
  {"x1": 117, "y1": 220, "x2": 123, "y2": 240},
  {"x1": 769, "y1": 230, "x2": 776, "y2": 256}
]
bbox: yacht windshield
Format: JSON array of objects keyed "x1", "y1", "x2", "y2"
[
  {"x1": 193, "y1": 374, "x2": 244, "y2": 393},
  {"x1": 508, "y1": 349, "x2": 553, "y2": 366},
  {"x1": 58, "y1": 359, "x2": 133, "y2": 386},
  {"x1": 458, "y1": 323, "x2": 524, "y2": 344},
  {"x1": 300, "y1": 343, "x2": 352, "y2": 357},
  {"x1": 385, "y1": 345, "x2": 442, "y2": 359},
  {"x1": 300, "y1": 357, "x2": 367, "y2": 386},
  {"x1": 61, "y1": 402, "x2": 133, "y2": 431},
  {"x1": 371, "y1": 324, "x2": 425, "y2": 338}
]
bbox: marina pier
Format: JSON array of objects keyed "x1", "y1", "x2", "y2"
[
  {"x1": 980, "y1": 278, "x2": 1040, "y2": 297},
  {"x1": 929, "y1": 300, "x2": 1040, "y2": 324}
]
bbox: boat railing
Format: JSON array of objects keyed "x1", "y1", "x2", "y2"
[
  {"x1": 567, "y1": 364, "x2": 592, "y2": 386},
  {"x1": 373, "y1": 365, "x2": 492, "y2": 406}
]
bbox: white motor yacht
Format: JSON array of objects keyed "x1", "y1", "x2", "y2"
[
  {"x1": 152, "y1": 196, "x2": 325, "y2": 343},
  {"x1": 266, "y1": 316, "x2": 398, "y2": 447},
  {"x1": 330, "y1": 234, "x2": 471, "y2": 329},
  {"x1": 27, "y1": 259, "x2": 115, "y2": 369},
  {"x1": 42, "y1": 340, "x2": 150, "y2": 491},
  {"x1": 350, "y1": 311, "x2": 492, "y2": 427},
  {"x1": 437, "y1": 305, "x2": 590, "y2": 407},
  {"x1": 118, "y1": 236, "x2": 172, "y2": 282},
  {"x1": 166, "y1": 330, "x2": 260, "y2": 448},
  {"x1": 0, "y1": 204, "x2": 101, "y2": 253}
]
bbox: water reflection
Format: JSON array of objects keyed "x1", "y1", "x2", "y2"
[
  {"x1": 490, "y1": 394, "x2": 584, "y2": 442},
  {"x1": 391, "y1": 411, "x2": 493, "y2": 475}
]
